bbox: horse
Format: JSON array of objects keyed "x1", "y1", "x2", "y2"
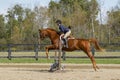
[{"x1": 39, "y1": 28, "x2": 104, "y2": 71}]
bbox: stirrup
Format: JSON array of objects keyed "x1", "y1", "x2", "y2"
[
  {"x1": 62, "y1": 38, "x2": 66, "y2": 44},
  {"x1": 64, "y1": 44, "x2": 68, "y2": 48},
  {"x1": 62, "y1": 39, "x2": 68, "y2": 48}
]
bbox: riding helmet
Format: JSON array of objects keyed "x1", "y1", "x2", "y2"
[{"x1": 55, "y1": 20, "x2": 62, "y2": 24}]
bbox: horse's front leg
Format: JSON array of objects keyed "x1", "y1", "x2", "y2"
[
  {"x1": 45, "y1": 46, "x2": 49, "y2": 59},
  {"x1": 45, "y1": 45, "x2": 56, "y2": 59},
  {"x1": 54, "y1": 50, "x2": 57, "y2": 59}
]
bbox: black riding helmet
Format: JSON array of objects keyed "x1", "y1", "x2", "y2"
[{"x1": 55, "y1": 20, "x2": 62, "y2": 24}]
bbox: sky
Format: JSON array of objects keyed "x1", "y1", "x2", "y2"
[
  {"x1": 97, "y1": 0, "x2": 119, "y2": 23},
  {"x1": 0, "y1": 0, "x2": 51, "y2": 15},
  {"x1": 0, "y1": 0, "x2": 119, "y2": 23}
]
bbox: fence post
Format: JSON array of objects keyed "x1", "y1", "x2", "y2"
[
  {"x1": 8, "y1": 44, "x2": 11, "y2": 60},
  {"x1": 34, "y1": 44, "x2": 38, "y2": 61}
]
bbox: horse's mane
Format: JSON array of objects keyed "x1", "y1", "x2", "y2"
[{"x1": 46, "y1": 28, "x2": 57, "y2": 33}]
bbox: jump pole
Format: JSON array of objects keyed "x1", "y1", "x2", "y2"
[
  {"x1": 49, "y1": 36, "x2": 62, "y2": 72},
  {"x1": 58, "y1": 39, "x2": 62, "y2": 70}
]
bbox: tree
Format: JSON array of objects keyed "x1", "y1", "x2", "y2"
[
  {"x1": 34, "y1": 6, "x2": 48, "y2": 29},
  {"x1": 5, "y1": 4, "x2": 24, "y2": 43},
  {"x1": 5, "y1": 4, "x2": 37, "y2": 44},
  {"x1": 107, "y1": 9, "x2": 120, "y2": 43},
  {"x1": 0, "y1": 15, "x2": 7, "y2": 44},
  {"x1": 0, "y1": 15, "x2": 5, "y2": 38},
  {"x1": 22, "y1": 8, "x2": 36, "y2": 44},
  {"x1": 48, "y1": 0, "x2": 99, "y2": 38}
]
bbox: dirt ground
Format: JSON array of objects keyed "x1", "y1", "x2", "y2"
[{"x1": 0, "y1": 64, "x2": 120, "y2": 80}]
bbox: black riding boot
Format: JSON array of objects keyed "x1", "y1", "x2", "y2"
[{"x1": 62, "y1": 38, "x2": 66, "y2": 46}]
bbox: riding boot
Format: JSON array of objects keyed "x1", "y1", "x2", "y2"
[{"x1": 62, "y1": 38, "x2": 66, "y2": 47}]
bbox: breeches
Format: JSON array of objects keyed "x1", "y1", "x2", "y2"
[{"x1": 63, "y1": 30, "x2": 71, "y2": 39}]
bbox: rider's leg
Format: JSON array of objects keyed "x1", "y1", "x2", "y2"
[
  {"x1": 62, "y1": 38, "x2": 66, "y2": 45},
  {"x1": 63, "y1": 30, "x2": 71, "y2": 47},
  {"x1": 63, "y1": 30, "x2": 71, "y2": 39}
]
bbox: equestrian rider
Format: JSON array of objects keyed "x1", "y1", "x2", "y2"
[{"x1": 55, "y1": 20, "x2": 71, "y2": 46}]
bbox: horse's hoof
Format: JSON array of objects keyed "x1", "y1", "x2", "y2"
[
  {"x1": 47, "y1": 56, "x2": 50, "y2": 59},
  {"x1": 94, "y1": 69, "x2": 97, "y2": 72},
  {"x1": 49, "y1": 69, "x2": 53, "y2": 72},
  {"x1": 96, "y1": 66, "x2": 99, "y2": 69}
]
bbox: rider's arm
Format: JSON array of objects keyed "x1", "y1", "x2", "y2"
[{"x1": 59, "y1": 25, "x2": 65, "y2": 32}]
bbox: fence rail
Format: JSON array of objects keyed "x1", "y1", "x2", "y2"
[
  {"x1": 0, "y1": 44, "x2": 41, "y2": 60},
  {"x1": 0, "y1": 43, "x2": 120, "y2": 60}
]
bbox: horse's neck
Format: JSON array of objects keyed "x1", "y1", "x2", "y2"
[{"x1": 48, "y1": 31, "x2": 60, "y2": 43}]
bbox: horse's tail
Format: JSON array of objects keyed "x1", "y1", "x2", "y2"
[{"x1": 89, "y1": 38, "x2": 105, "y2": 52}]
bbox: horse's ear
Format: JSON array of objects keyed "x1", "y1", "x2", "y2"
[{"x1": 39, "y1": 29, "x2": 41, "y2": 32}]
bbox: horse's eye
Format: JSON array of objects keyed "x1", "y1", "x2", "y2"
[
  {"x1": 41, "y1": 33, "x2": 44, "y2": 36},
  {"x1": 40, "y1": 33, "x2": 43, "y2": 37}
]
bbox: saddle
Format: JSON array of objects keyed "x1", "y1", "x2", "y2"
[{"x1": 59, "y1": 34, "x2": 75, "y2": 48}]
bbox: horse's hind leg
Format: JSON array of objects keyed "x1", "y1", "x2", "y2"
[
  {"x1": 86, "y1": 51, "x2": 98, "y2": 71},
  {"x1": 96, "y1": 65, "x2": 99, "y2": 69}
]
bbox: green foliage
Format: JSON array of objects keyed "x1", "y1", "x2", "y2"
[
  {"x1": 0, "y1": 15, "x2": 6, "y2": 39},
  {"x1": 107, "y1": 9, "x2": 120, "y2": 42},
  {"x1": 4, "y1": 5, "x2": 37, "y2": 45}
]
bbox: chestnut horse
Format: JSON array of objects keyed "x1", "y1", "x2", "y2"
[{"x1": 39, "y1": 28, "x2": 104, "y2": 71}]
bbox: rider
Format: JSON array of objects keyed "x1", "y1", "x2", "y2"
[{"x1": 55, "y1": 20, "x2": 71, "y2": 46}]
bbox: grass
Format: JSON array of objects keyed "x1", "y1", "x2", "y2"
[
  {"x1": 0, "y1": 51, "x2": 120, "y2": 56},
  {"x1": 0, "y1": 58, "x2": 120, "y2": 64}
]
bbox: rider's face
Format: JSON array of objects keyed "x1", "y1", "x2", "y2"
[{"x1": 56, "y1": 22, "x2": 60, "y2": 26}]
